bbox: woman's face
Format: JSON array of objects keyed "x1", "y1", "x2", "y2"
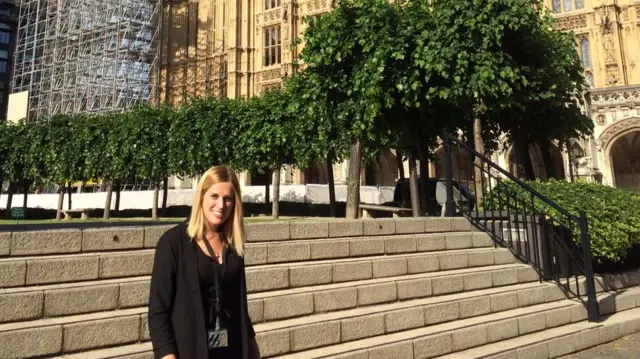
[{"x1": 202, "y1": 181, "x2": 235, "y2": 229}]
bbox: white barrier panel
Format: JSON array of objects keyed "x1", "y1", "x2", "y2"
[{"x1": 0, "y1": 185, "x2": 396, "y2": 211}]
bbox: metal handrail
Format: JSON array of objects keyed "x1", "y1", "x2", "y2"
[
  {"x1": 442, "y1": 130, "x2": 600, "y2": 322},
  {"x1": 448, "y1": 136, "x2": 579, "y2": 222}
]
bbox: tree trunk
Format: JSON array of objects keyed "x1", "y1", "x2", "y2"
[
  {"x1": 22, "y1": 180, "x2": 29, "y2": 218},
  {"x1": 162, "y1": 177, "x2": 169, "y2": 216},
  {"x1": 409, "y1": 155, "x2": 421, "y2": 217},
  {"x1": 103, "y1": 181, "x2": 113, "y2": 220},
  {"x1": 396, "y1": 151, "x2": 406, "y2": 181},
  {"x1": 326, "y1": 157, "x2": 336, "y2": 217},
  {"x1": 345, "y1": 140, "x2": 362, "y2": 219},
  {"x1": 473, "y1": 115, "x2": 485, "y2": 205},
  {"x1": 114, "y1": 179, "x2": 121, "y2": 216},
  {"x1": 0, "y1": 178, "x2": 3, "y2": 217},
  {"x1": 272, "y1": 168, "x2": 280, "y2": 219},
  {"x1": 396, "y1": 151, "x2": 410, "y2": 207},
  {"x1": 264, "y1": 174, "x2": 270, "y2": 216},
  {"x1": 56, "y1": 184, "x2": 65, "y2": 220},
  {"x1": 5, "y1": 183, "x2": 14, "y2": 219},
  {"x1": 152, "y1": 182, "x2": 160, "y2": 220},
  {"x1": 567, "y1": 141, "x2": 575, "y2": 183},
  {"x1": 67, "y1": 182, "x2": 72, "y2": 210},
  {"x1": 418, "y1": 143, "x2": 429, "y2": 216},
  {"x1": 514, "y1": 137, "x2": 528, "y2": 179},
  {"x1": 523, "y1": 141, "x2": 536, "y2": 180},
  {"x1": 538, "y1": 140, "x2": 556, "y2": 181}
]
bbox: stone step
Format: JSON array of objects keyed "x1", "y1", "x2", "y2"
[
  {"x1": 272, "y1": 286, "x2": 640, "y2": 358},
  {"x1": 245, "y1": 247, "x2": 516, "y2": 293},
  {"x1": 37, "y1": 286, "x2": 640, "y2": 359},
  {"x1": 243, "y1": 231, "x2": 493, "y2": 266},
  {"x1": 244, "y1": 217, "x2": 476, "y2": 242},
  {"x1": 0, "y1": 231, "x2": 491, "y2": 265},
  {"x1": 254, "y1": 281, "x2": 570, "y2": 357},
  {"x1": 439, "y1": 306, "x2": 640, "y2": 359},
  {"x1": 57, "y1": 343, "x2": 153, "y2": 359},
  {"x1": 0, "y1": 217, "x2": 475, "y2": 258},
  {"x1": 0, "y1": 263, "x2": 535, "y2": 323},
  {"x1": 0, "y1": 307, "x2": 148, "y2": 359},
  {"x1": 0, "y1": 281, "x2": 560, "y2": 358},
  {"x1": 0, "y1": 243, "x2": 514, "y2": 288}
]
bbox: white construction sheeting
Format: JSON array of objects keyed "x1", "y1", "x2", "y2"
[{"x1": 0, "y1": 185, "x2": 396, "y2": 210}]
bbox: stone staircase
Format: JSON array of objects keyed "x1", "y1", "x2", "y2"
[{"x1": 1, "y1": 218, "x2": 640, "y2": 359}]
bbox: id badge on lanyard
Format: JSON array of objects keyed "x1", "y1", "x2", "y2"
[
  {"x1": 203, "y1": 238, "x2": 229, "y2": 349},
  {"x1": 207, "y1": 317, "x2": 228, "y2": 348}
]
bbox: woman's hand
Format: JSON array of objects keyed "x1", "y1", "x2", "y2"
[
  {"x1": 248, "y1": 337, "x2": 261, "y2": 359},
  {"x1": 161, "y1": 355, "x2": 177, "y2": 359}
]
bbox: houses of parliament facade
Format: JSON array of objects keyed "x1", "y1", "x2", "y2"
[{"x1": 159, "y1": 0, "x2": 640, "y2": 194}]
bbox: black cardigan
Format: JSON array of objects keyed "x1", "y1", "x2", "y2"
[{"x1": 148, "y1": 222, "x2": 252, "y2": 359}]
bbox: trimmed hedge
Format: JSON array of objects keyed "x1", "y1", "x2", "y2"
[{"x1": 484, "y1": 179, "x2": 640, "y2": 263}]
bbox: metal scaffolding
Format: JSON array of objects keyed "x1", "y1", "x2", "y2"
[{"x1": 11, "y1": 0, "x2": 162, "y2": 121}]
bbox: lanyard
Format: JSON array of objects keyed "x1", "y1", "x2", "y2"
[{"x1": 201, "y1": 237, "x2": 222, "y2": 324}]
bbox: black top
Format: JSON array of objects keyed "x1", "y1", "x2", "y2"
[
  {"x1": 148, "y1": 222, "x2": 255, "y2": 359},
  {"x1": 196, "y1": 243, "x2": 255, "y2": 358}
]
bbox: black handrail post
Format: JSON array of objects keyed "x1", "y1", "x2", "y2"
[
  {"x1": 443, "y1": 129, "x2": 455, "y2": 217},
  {"x1": 580, "y1": 210, "x2": 600, "y2": 322}
]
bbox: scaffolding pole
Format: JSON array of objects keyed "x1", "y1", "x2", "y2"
[{"x1": 12, "y1": 0, "x2": 162, "y2": 121}]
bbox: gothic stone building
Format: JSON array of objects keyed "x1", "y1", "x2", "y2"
[{"x1": 160, "y1": 0, "x2": 640, "y2": 193}]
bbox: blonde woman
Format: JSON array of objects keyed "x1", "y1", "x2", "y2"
[{"x1": 148, "y1": 166, "x2": 260, "y2": 359}]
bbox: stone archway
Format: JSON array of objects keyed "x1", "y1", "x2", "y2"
[
  {"x1": 363, "y1": 151, "x2": 398, "y2": 186},
  {"x1": 610, "y1": 131, "x2": 640, "y2": 193},
  {"x1": 506, "y1": 143, "x2": 566, "y2": 181},
  {"x1": 601, "y1": 117, "x2": 640, "y2": 193},
  {"x1": 305, "y1": 162, "x2": 328, "y2": 184},
  {"x1": 378, "y1": 151, "x2": 398, "y2": 186},
  {"x1": 434, "y1": 147, "x2": 474, "y2": 184},
  {"x1": 506, "y1": 145, "x2": 544, "y2": 179}
]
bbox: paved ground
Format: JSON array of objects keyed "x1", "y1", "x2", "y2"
[{"x1": 559, "y1": 332, "x2": 640, "y2": 358}]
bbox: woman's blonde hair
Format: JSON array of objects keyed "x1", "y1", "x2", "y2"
[{"x1": 187, "y1": 166, "x2": 246, "y2": 256}]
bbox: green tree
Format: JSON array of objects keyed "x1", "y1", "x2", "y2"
[
  {"x1": 493, "y1": 25, "x2": 593, "y2": 179},
  {"x1": 42, "y1": 114, "x2": 82, "y2": 218},
  {"x1": 1, "y1": 120, "x2": 48, "y2": 217},
  {"x1": 413, "y1": 0, "x2": 562, "y2": 200},
  {"x1": 286, "y1": 73, "x2": 352, "y2": 217},
  {"x1": 128, "y1": 105, "x2": 172, "y2": 219},
  {"x1": 295, "y1": 0, "x2": 401, "y2": 218},
  {"x1": 236, "y1": 88, "x2": 295, "y2": 218}
]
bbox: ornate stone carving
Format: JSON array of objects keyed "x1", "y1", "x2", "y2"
[
  {"x1": 605, "y1": 64, "x2": 620, "y2": 85},
  {"x1": 595, "y1": 139, "x2": 603, "y2": 151},
  {"x1": 264, "y1": 8, "x2": 282, "y2": 23},
  {"x1": 306, "y1": 0, "x2": 329, "y2": 15},
  {"x1": 553, "y1": 15, "x2": 587, "y2": 31},
  {"x1": 591, "y1": 87, "x2": 640, "y2": 109},
  {"x1": 584, "y1": 69, "x2": 594, "y2": 88},
  {"x1": 596, "y1": 6, "x2": 613, "y2": 29},
  {"x1": 596, "y1": 114, "x2": 606, "y2": 126},
  {"x1": 598, "y1": 117, "x2": 640, "y2": 151},
  {"x1": 261, "y1": 68, "x2": 282, "y2": 82},
  {"x1": 282, "y1": 7, "x2": 289, "y2": 40},
  {"x1": 603, "y1": 34, "x2": 616, "y2": 63},
  {"x1": 262, "y1": 82, "x2": 281, "y2": 92},
  {"x1": 621, "y1": 9, "x2": 629, "y2": 22}
]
